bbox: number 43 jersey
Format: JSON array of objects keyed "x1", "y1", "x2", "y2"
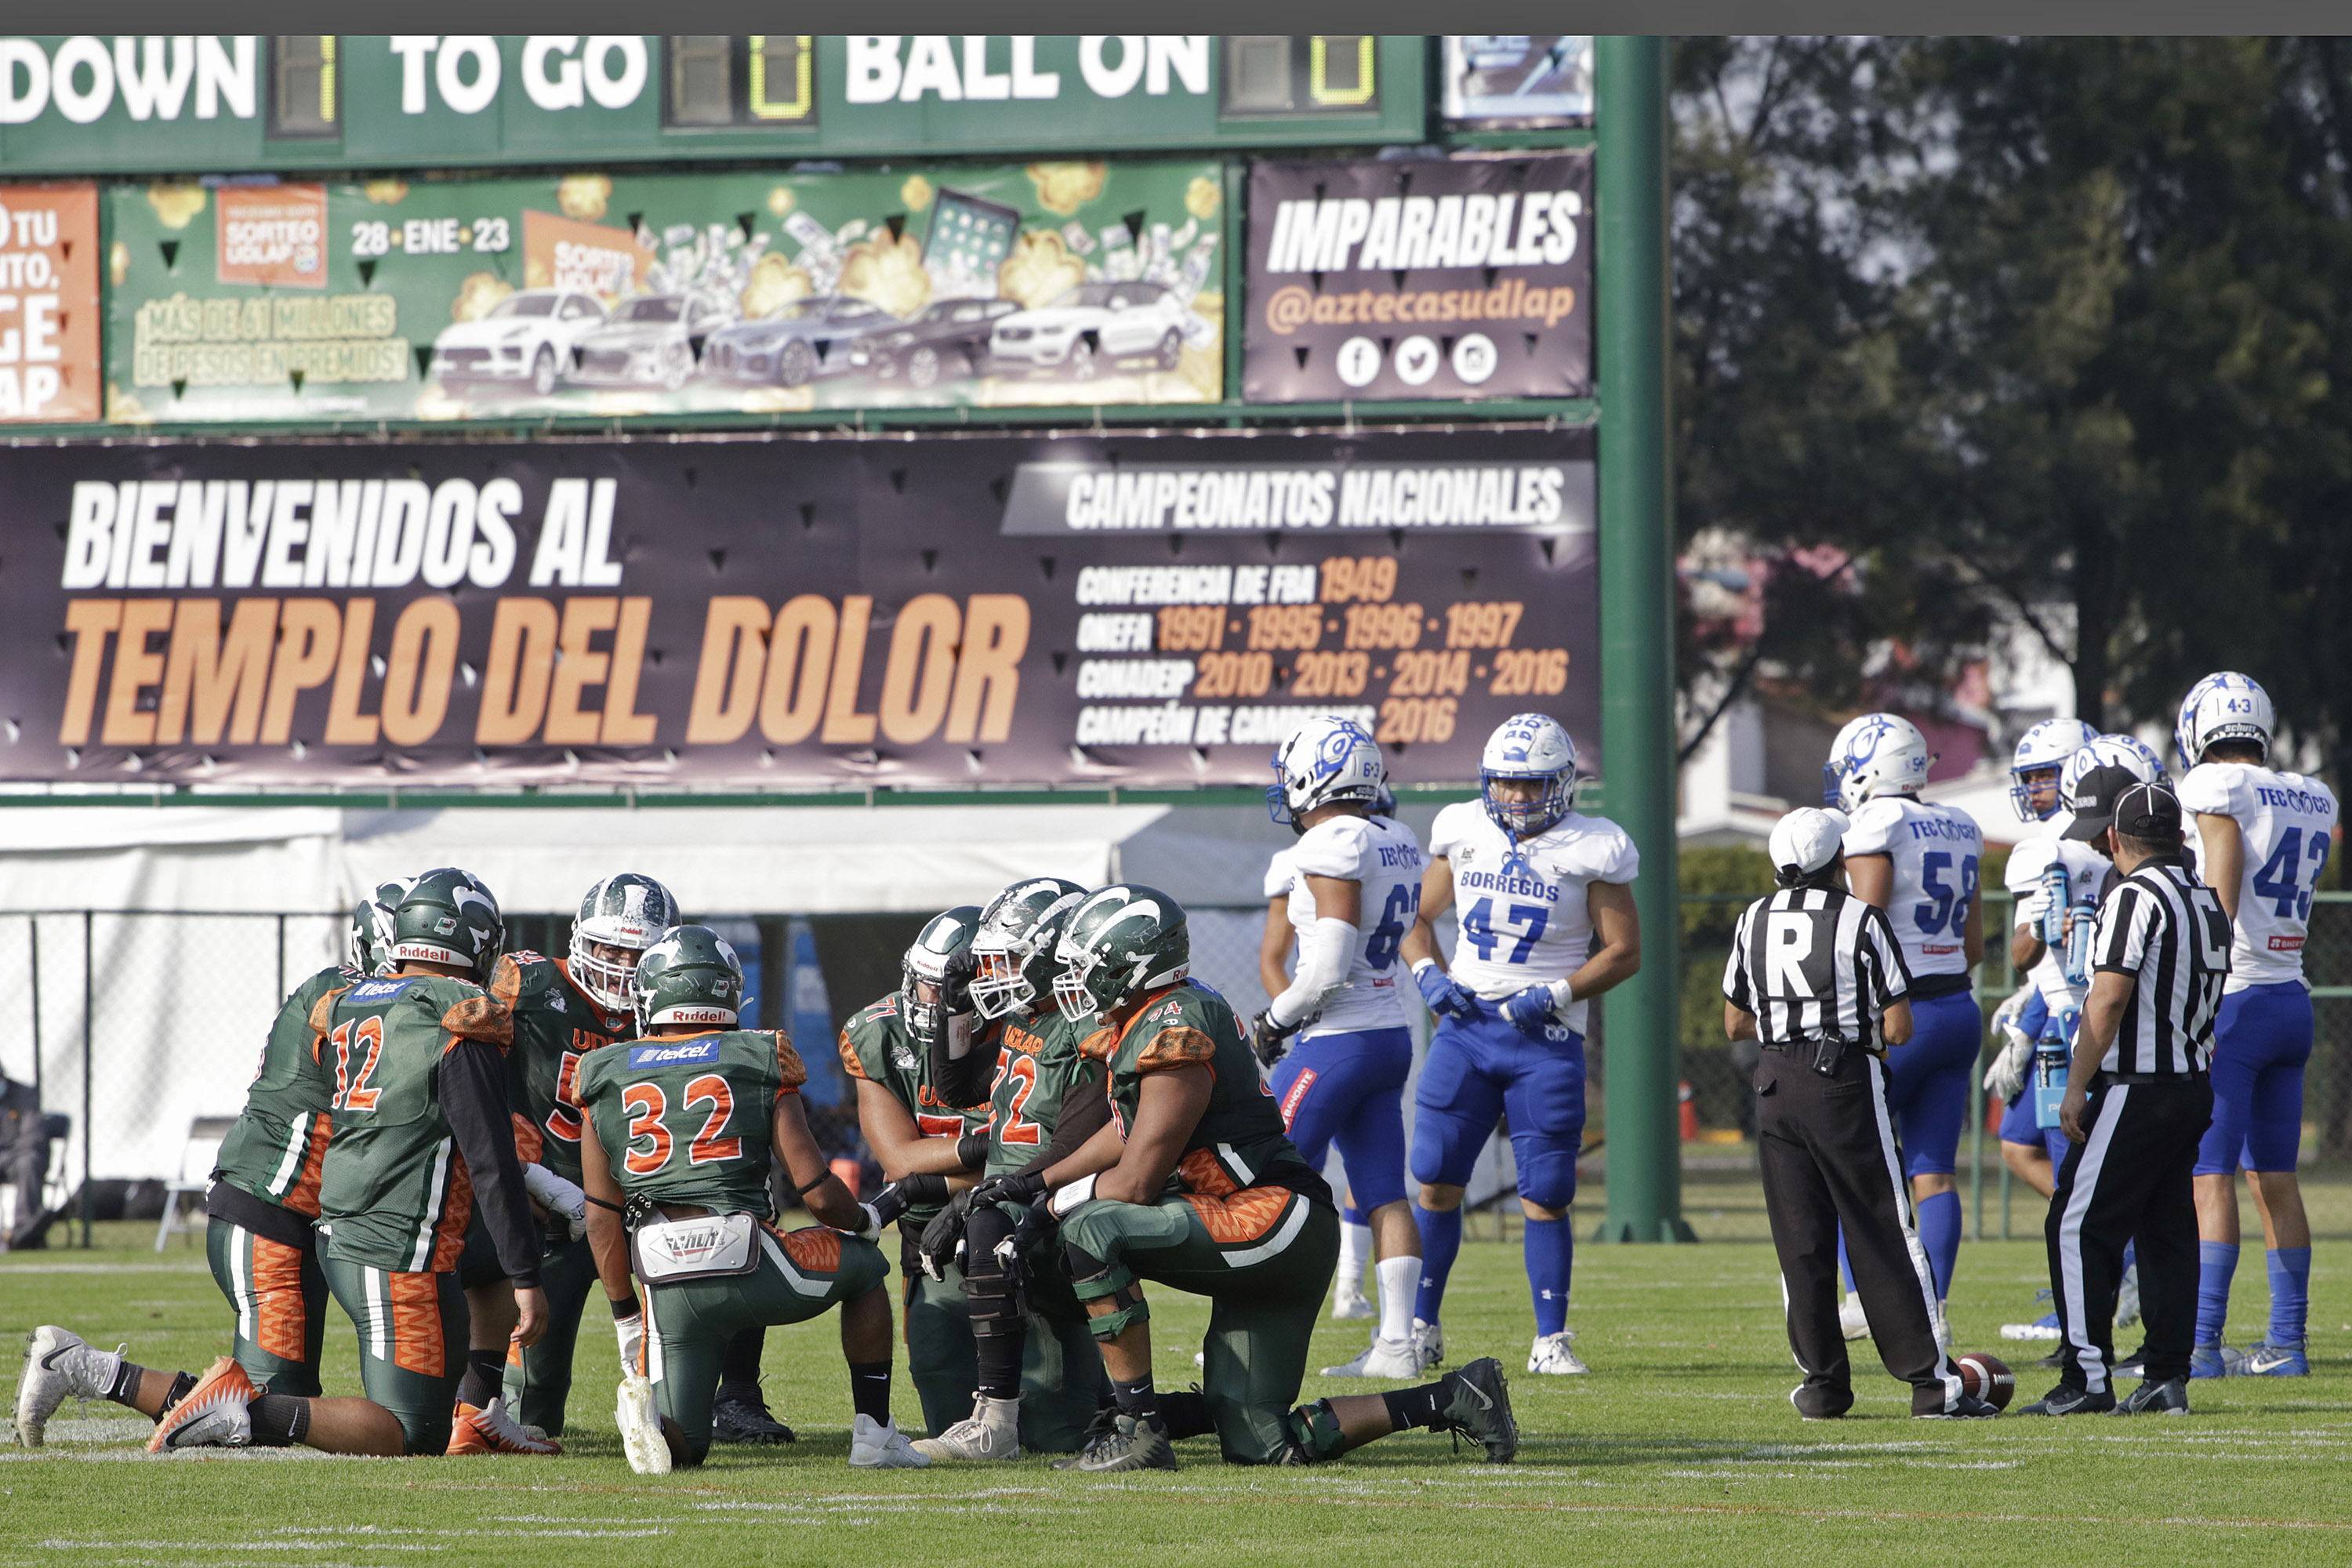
[
  {"x1": 1841, "y1": 796, "x2": 1983, "y2": 988},
  {"x1": 1285, "y1": 813, "x2": 1425, "y2": 1038},
  {"x1": 2180, "y1": 762, "x2": 2338, "y2": 989},
  {"x1": 1429, "y1": 801, "x2": 1640, "y2": 1034}
]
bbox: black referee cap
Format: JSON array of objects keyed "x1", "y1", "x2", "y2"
[{"x1": 2064, "y1": 768, "x2": 2181, "y2": 843}]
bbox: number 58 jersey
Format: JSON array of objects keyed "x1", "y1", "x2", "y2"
[
  {"x1": 2180, "y1": 762, "x2": 2338, "y2": 989},
  {"x1": 1285, "y1": 813, "x2": 1425, "y2": 1038},
  {"x1": 1840, "y1": 796, "x2": 1983, "y2": 987},
  {"x1": 1429, "y1": 801, "x2": 1640, "y2": 1034}
]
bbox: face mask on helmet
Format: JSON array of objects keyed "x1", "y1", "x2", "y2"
[
  {"x1": 902, "y1": 906, "x2": 982, "y2": 1044},
  {"x1": 568, "y1": 873, "x2": 681, "y2": 1013},
  {"x1": 1050, "y1": 886, "x2": 1189, "y2": 1024},
  {"x1": 345, "y1": 877, "x2": 411, "y2": 975},
  {"x1": 1480, "y1": 713, "x2": 1577, "y2": 837},
  {"x1": 2008, "y1": 718, "x2": 2100, "y2": 822},
  {"x1": 1266, "y1": 717, "x2": 1385, "y2": 831},
  {"x1": 970, "y1": 882, "x2": 1088, "y2": 1022}
]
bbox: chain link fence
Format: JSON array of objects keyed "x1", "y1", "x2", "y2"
[{"x1": 10, "y1": 888, "x2": 2352, "y2": 1245}]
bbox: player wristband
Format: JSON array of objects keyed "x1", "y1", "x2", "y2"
[
  {"x1": 1412, "y1": 957, "x2": 1437, "y2": 975},
  {"x1": 956, "y1": 1131, "x2": 990, "y2": 1170},
  {"x1": 608, "y1": 1294, "x2": 641, "y2": 1320}
]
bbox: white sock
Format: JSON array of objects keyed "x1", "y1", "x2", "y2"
[
  {"x1": 1338, "y1": 1221, "x2": 1372, "y2": 1290},
  {"x1": 1377, "y1": 1255, "x2": 1418, "y2": 1345}
]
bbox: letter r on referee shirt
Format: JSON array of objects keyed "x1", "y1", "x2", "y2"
[{"x1": 1767, "y1": 913, "x2": 1814, "y2": 998}]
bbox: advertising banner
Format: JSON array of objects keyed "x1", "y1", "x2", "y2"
[
  {"x1": 0, "y1": 428, "x2": 1595, "y2": 789},
  {"x1": 1439, "y1": 37, "x2": 1594, "y2": 127},
  {"x1": 1243, "y1": 152, "x2": 1592, "y2": 404},
  {"x1": 0, "y1": 181, "x2": 101, "y2": 423},
  {"x1": 106, "y1": 160, "x2": 1222, "y2": 425}
]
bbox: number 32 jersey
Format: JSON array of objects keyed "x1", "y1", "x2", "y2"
[
  {"x1": 2180, "y1": 762, "x2": 2338, "y2": 989},
  {"x1": 1841, "y1": 796, "x2": 1982, "y2": 986},
  {"x1": 1429, "y1": 802, "x2": 1639, "y2": 1034},
  {"x1": 1284, "y1": 813, "x2": 1425, "y2": 1038}
]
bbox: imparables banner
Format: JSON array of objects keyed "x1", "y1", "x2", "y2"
[
  {"x1": 1244, "y1": 151, "x2": 1592, "y2": 403},
  {"x1": 106, "y1": 159, "x2": 1222, "y2": 425},
  {"x1": 0, "y1": 428, "x2": 1595, "y2": 788}
]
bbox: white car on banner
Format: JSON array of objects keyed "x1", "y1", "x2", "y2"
[
  {"x1": 429, "y1": 289, "x2": 608, "y2": 396},
  {"x1": 569, "y1": 293, "x2": 737, "y2": 391},
  {"x1": 989, "y1": 281, "x2": 1190, "y2": 379}
]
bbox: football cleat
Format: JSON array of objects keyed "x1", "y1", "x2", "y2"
[
  {"x1": 1838, "y1": 1292, "x2": 1871, "y2": 1341},
  {"x1": 447, "y1": 1396, "x2": 561, "y2": 1455},
  {"x1": 147, "y1": 1356, "x2": 255, "y2": 1452},
  {"x1": 1526, "y1": 1330, "x2": 1588, "y2": 1375},
  {"x1": 711, "y1": 1391, "x2": 797, "y2": 1444},
  {"x1": 16, "y1": 1326, "x2": 121, "y2": 1449},
  {"x1": 2189, "y1": 1341, "x2": 2234, "y2": 1380},
  {"x1": 848, "y1": 1414, "x2": 931, "y2": 1468},
  {"x1": 1331, "y1": 1274, "x2": 1374, "y2": 1320},
  {"x1": 910, "y1": 1394, "x2": 1021, "y2": 1462},
  {"x1": 2115, "y1": 1264, "x2": 2141, "y2": 1330},
  {"x1": 2114, "y1": 1377, "x2": 2189, "y2": 1414},
  {"x1": 615, "y1": 1374, "x2": 671, "y2": 1475},
  {"x1": 1412, "y1": 1318, "x2": 1445, "y2": 1368},
  {"x1": 1051, "y1": 1405, "x2": 1120, "y2": 1471},
  {"x1": 1436, "y1": 1357, "x2": 1517, "y2": 1463},
  {"x1": 1071, "y1": 1410, "x2": 1178, "y2": 1473},
  {"x1": 1918, "y1": 1395, "x2": 2002, "y2": 1419},
  {"x1": 2241, "y1": 1339, "x2": 2308, "y2": 1377},
  {"x1": 2015, "y1": 1384, "x2": 2116, "y2": 1416},
  {"x1": 1320, "y1": 1335, "x2": 1423, "y2": 1380}
]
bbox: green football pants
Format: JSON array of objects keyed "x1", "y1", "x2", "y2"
[
  {"x1": 205, "y1": 1217, "x2": 326, "y2": 1397},
  {"x1": 1062, "y1": 1186, "x2": 1341, "y2": 1465},
  {"x1": 319, "y1": 1251, "x2": 468, "y2": 1454},
  {"x1": 500, "y1": 1231, "x2": 598, "y2": 1436},
  {"x1": 643, "y1": 1222, "x2": 889, "y2": 1465}
]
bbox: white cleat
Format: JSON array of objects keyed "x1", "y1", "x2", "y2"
[
  {"x1": 909, "y1": 1394, "x2": 1021, "y2": 1462},
  {"x1": 1838, "y1": 1292, "x2": 1871, "y2": 1341},
  {"x1": 1319, "y1": 1335, "x2": 1423, "y2": 1380},
  {"x1": 1331, "y1": 1279, "x2": 1375, "y2": 1320},
  {"x1": 1527, "y1": 1330, "x2": 1589, "y2": 1375},
  {"x1": 16, "y1": 1327, "x2": 122, "y2": 1449},
  {"x1": 615, "y1": 1374, "x2": 671, "y2": 1475},
  {"x1": 849, "y1": 1414, "x2": 931, "y2": 1468},
  {"x1": 1412, "y1": 1317, "x2": 1445, "y2": 1368}
]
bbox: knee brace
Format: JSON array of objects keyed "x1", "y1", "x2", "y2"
[
  {"x1": 1281, "y1": 1397, "x2": 1346, "y2": 1466},
  {"x1": 1083, "y1": 1281, "x2": 1149, "y2": 1341},
  {"x1": 1064, "y1": 1237, "x2": 1150, "y2": 1338}
]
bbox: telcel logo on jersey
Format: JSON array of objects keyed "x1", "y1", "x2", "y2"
[
  {"x1": 347, "y1": 979, "x2": 412, "y2": 1000},
  {"x1": 626, "y1": 1039, "x2": 721, "y2": 1068}
]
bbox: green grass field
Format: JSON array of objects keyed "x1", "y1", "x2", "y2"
[{"x1": 5, "y1": 1195, "x2": 2350, "y2": 1567}]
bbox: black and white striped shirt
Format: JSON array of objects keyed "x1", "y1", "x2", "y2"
[
  {"x1": 1722, "y1": 886, "x2": 1912, "y2": 1047},
  {"x1": 2091, "y1": 858, "x2": 2229, "y2": 1076}
]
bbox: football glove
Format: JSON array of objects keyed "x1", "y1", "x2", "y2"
[
  {"x1": 918, "y1": 1188, "x2": 977, "y2": 1282},
  {"x1": 1502, "y1": 983, "x2": 1566, "y2": 1036},
  {"x1": 523, "y1": 1162, "x2": 589, "y2": 1243},
  {"x1": 1414, "y1": 960, "x2": 1475, "y2": 1020},
  {"x1": 970, "y1": 1168, "x2": 1047, "y2": 1210},
  {"x1": 865, "y1": 1173, "x2": 948, "y2": 1232},
  {"x1": 1247, "y1": 1008, "x2": 1300, "y2": 1069},
  {"x1": 1991, "y1": 984, "x2": 2034, "y2": 1044},
  {"x1": 612, "y1": 1298, "x2": 646, "y2": 1377}
]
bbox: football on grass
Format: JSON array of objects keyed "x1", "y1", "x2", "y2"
[{"x1": 1956, "y1": 1352, "x2": 2015, "y2": 1410}]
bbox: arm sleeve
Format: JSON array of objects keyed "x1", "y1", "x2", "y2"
[
  {"x1": 1013, "y1": 1062, "x2": 1112, "y2": 1178},
  {"x1": 2094, "y1": 884, "x2": 2152, "y2": 975},
  {"x1": 440, "y1": 1036, "x2": 541, "y2": 1290},
  {"x1": 928, "y1": 1016, "x2": 1003, "y2": 1109},
  {"x1": 1721, "y1": 906, "x2": 1752, "y2": 1010},
  {"x1": 1268, "y1": 916, "x2": 1357, "y2": 1029}
]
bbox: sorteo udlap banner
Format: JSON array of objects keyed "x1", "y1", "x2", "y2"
[
  {"x1": 1244, "y1": 152, "x2": 1592, "y2": 403},
  {"x1": 0, "y1": 428, "x2": 1595, "y2": 788},
  {"x1": 106, "y1": 160, "x2": 1222, "y2": 424},
  {"x1": 0, "y1": 182, "x2": 102, "y2": 423}
]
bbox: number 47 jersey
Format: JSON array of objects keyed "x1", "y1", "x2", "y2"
[
  {"x1": 1430, "y1": 801, "x2": 1640, "y2": 1035},
  {"x1": 2180, "y1": 762, "x2": 2338, "y2": 988}
]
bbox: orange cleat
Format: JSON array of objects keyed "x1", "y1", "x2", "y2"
[
  {"x1": 447, "y1": 1396, "x2": 562, "y2": 1455},
  {"x1": 147, "y1": 1356, "x2": 257, "y2": 1453}
]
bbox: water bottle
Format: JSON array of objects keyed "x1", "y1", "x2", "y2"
[
  {"x1": 2038, "y1": 863, "x2": 2070, "y2": 952},
  {"x1": 2063, "y1": 896, "x2": 2097, "y2": 987},
  {"x1": 2033, "y1": 1008, "x2": 2077, "y2": 1129}
]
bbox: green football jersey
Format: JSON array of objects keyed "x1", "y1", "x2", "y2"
[
  {"x1": 576, "y1": 1030, "x2": 807, "y2": 1218},
  {"x1": 313, "y1": 971, "x2": 514, "y2": 1273},
  {"x1": 211, "y1": 964, "x2": 353, "y2": 1216},
  {"x1": 984, "y1": 1011, "x2": 1094, "y2": 1178},
  {"x1": 837, "y1": 994, "x2": 988, "y2": 1228},
  {"x1": 1082, "y1": 982, "x2": 1327, "y2": 1202},
  {"x1": 497, "y1": 950, "x2": 632, "y2": 1185}
]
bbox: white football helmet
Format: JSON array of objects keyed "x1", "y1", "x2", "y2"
[
  {"x1": 1823, "y1": 713, "x2": 1931, "y2": 811},
  {"x1": 569, "y1": 873, "x2": 682, "y2": 1012},
  {"x1": 1481, "y1": 713, "x2": 1578, "y2": 837},
  {"x1": 2057, "y1": 734, "x2": 2169, "y2": 820},
  {"x1": 1267, "y1": 714, "x2": 1385, "y2": 830},
  {"x1": 2175, "y1": 671, "x2": 2273, "y2": 769},
  {"x1": 2009, "y1": 718, "x2": 2100, "y2": 822}
]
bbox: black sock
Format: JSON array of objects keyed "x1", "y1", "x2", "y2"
[
  {"x1": 458, "y1": 1350, "x2": 503, "y2": 1410},
  {"x1": 1112, "y1": 1374, "x2": 1158, "y2": 1420},
  {"x1": 249, "y1": 1394, "x2": 310, "y2": 1447},
  {"x1": 848, "y1": 1361, "x2": 892, "y2": 1426},
  {"x1": 1381, "y1": 1380, "x2": 1448, "y2": 1432},
  {"x1": 105, "y1": 1361, "x2": 159, "y2": 1410},
  {"x1": 718, "y1": 1327, "x2": 764, "y2": 1402},
  {"x1": 1160, "y1": 1389, "x2": 1213, "y2": 1440}
]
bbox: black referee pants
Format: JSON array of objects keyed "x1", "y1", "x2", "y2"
[
  {"x1": 1755, "y1": 1046, "x2": 1961, "y2": 1417},
  {"x1": 2046, "y1": 1075, "x2": 2211, "y2": 1394}
]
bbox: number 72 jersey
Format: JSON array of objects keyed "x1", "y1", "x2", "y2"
[
  {"x1": 2180, "y1": 762, "x2": 2337, "y2": 987},
  {"x1": 1428, "y1": 800, "x2": 1640, "y2": 1034}
]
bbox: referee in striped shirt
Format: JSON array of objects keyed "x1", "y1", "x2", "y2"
[
  {"x1": 2025, "y1": 775, "x2": 2227, "y2": 1417},
  {"x1": 1726, "y1": 808, "x2": 1993, "y2": 1420}
]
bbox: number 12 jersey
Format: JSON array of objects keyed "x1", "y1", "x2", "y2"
[{"x1": 1428, "y1": 801, "x2": 1640, "y2": 1034}]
